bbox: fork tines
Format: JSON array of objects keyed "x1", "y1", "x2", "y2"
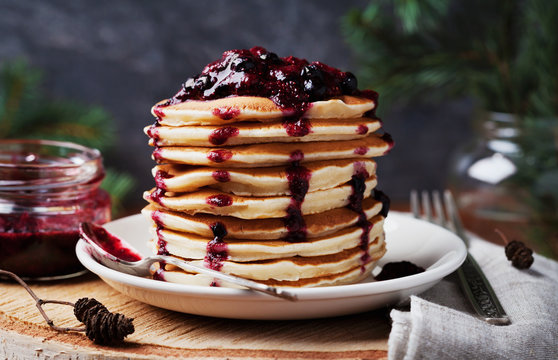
[{"x1": 410, "y1": 189, "x2": 468, "y2": 247}]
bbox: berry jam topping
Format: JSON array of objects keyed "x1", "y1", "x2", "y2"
[
  {"x1": 212, "y1": 170, "x2": 231, "y2": 182},
  {"x1": 209, "y1": 126, "x2": 240, "y2": 145},
  {"x1": 283, "y1": 117, "x2": 312, "y2": 137},
  {"x1": 205, "y1": 222, "x2": 229, "y2": 278},
  {"x1": 152, "y1": 148, "x2": 164, "y2": 162},
  {"x1": 153, "y1": 108, "x2": 165, "y2": 119},
  {"x1": 151, "y1": 210, "x2": 164, "y2": 227},
  {"x1": 146, "y1": 123, "x2": 160, "y2": 141},
  {"x1": 381, "y1": 132, "x2": 395, "y2": 153},
  {"x1": 149, "y1": 188, "x2": 166, "y2": 205},
  {"x1": 207, "y1": 149, "x2": 233, "y2": 163},
  {"x1": 154, "y1": 170, "x2": 173, "y2": 190},
  {"x1": 373, "y1": 189, "x2": 391, "y2": 217},
  {"x1": 84, "y1": 224, "x2": 143, "y2": 262},
  {"x1": 289, "y1": 149, "x2": 304, "y2": 162},
  {"x1": 347, "y1": 163, "x2": 374, "y2": 267},
  {"x1": 153, "y1": 267, "x2": 165, "y2": 281},
  {"x1": 206, "y1": 194, "x2": 233, "y2": 207},
  {"x1": 156, "y1": 47, "x2": 377, "y2": 137},
  {"x1": 156, "y1": 226, "x2": 169, "y2": 256},
  {"x1": 375, "y1": 261, "x2": 425, "y2": 281},
  {"x1": 160, "y1": 47, "x2": 366, "y2": 115},
  {"x1": 356, "y1": 124, "x2": 369, "y2": 135},
  {"x1": 354, "y1": 146, "x2": 369, "y2": 155},
  {"x1": 212, "y1": 106, "x2": 241, "y2": 120},
  {"x1": 286, "y1": 162, "x2": 312, "y2": 203},
  {"x1": 283, "y1": 150, "x2": 312, "y2": 242}
]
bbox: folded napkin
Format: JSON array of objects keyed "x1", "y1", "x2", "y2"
[{"x1": 388, "y1": 237, "x2": 558, "y2": 360}]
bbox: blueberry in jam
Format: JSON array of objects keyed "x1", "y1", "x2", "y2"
[{"x1": 157, "y1": 46, "x2": 378, "y2": 131}]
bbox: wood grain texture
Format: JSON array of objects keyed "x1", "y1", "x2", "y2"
[{"x1": 0, "y1": 273, "x2": 389, "y2": 359}]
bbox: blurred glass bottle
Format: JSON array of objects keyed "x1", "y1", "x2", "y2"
[{"x1": 448, "y1": 112, "x2": 531, "y2": 245}]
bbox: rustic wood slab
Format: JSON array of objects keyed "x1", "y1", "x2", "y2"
[{"x1": 0, "y1": 273, "x2": 390, "y2": 359}]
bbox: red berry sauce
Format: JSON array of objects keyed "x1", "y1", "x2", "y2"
[
  {"x1": 154, "y1": 170, "x2": 173, "y2": 190},
  {"x1": 207, "y1": 149, "x2": 233, "y2": 163},
  {"x1": 150, "y1": 211, "x2": 169, "y2": 257},
  {"x1": 83, "y1": 223, "x2": 142, "y2": 262},
  {"x1": 152, "y1": 148, "x2": 164, "y2": 163},
  {"x1": 212, "y1": 107, "x2": 241, "y2": 120},
  {"x1": 373, "y1": 189, "x2": 391, "y2": 218},
  {"x1": 209, "y1": 126, "x2": 239, "y2": 145},
  {"x1": 356, "y1": 124, "x2": 369, "y2": 135},
  {"x1": 283, "y1": 117, "x2": 312, "y2": 137},
  {"x1": 354, "y1": 146, "x2": 369, "y2": 155},
  {"x1": 149, "y1": 188, "x2": 166, "y2": 206},
  {"x1": 153, "y1": 108, "x2": 165, "y2": 119},
  {"x1": 381, "y1": 132, "x2": 395, "y2": 154},
  {"x1": 146, "y1": 123, "x2": 160, "y2": 142},
  {"x1": 283, "y1": 150, "x2": 312, "y2": 242},
  {"x1": 212, "y1": 170, "x2": 231, "y2": 182},
  {"x1": 155, "y1": 226, "x2": 169, "y2": 256},
  {"x1": 375, "y1": 261, "x2": 424, "y2": 281},
  {"x1": 0, "y1": 190, "x2": 111, "y2": 278},
  {"x1": 205, "y1": 222, "x2": 229, "y2": 286},
  {"x1": 156, "y1": 47, "x2": 375, "y2": 137},
  {"x1": 346, "y1": 162, "x2": 375, "y2": 267},
  {"x1": 206, "y1": 194, "x2": 233, "y2": 207}
]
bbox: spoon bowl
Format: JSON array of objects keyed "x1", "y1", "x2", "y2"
[{"x1": 78, "y1": 222, "x2": 297, "y2": 301}]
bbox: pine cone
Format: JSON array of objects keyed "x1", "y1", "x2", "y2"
[
  {"x1": 505, "y1": 240, "x2": 534, "y2": 269},
  {"x1": 74, "y1": 297, "x2": 134, "y2": 345}
]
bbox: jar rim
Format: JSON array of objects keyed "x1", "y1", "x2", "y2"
[{"x1": 0, "y1": 139, "x2": 104, "y2": 191}]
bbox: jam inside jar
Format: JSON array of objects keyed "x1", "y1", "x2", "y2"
[{"x1": 0, "y1": 139, "x2": 111, "y2": 280}]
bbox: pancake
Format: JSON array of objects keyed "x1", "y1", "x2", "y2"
[
  {"x1": 151, "y1": 159, "x2": 376, "y2": 195},
  {"x1": 152, "y1": 134, "x2": 393, "y2": 167},
  {"x1": 146, "y1": 118, "x2": 381, "y2": 147},
  {"x1": 142, "y1": 196, "x2": 383, "y2": 240},
  {"x1": 148, "y1": 216, "x2": 384, "y2": 261},
  {"x1": 153, "y1": 252, "x2": 384, "y2": 288},
  {"x1": 142, "y1": 47, "x2": 392, "y2": 288},
  {"x1": 143, "y1": 177, "x2": 377, "y2": 219},
  {"x1": 152, "y1": 95, "x2": 376, "y2": 126},
  {"x1": 151, "y1": 236, "x2": 384, "y2": 281}
]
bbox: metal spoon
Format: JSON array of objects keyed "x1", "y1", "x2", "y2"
[{"x1": 78, "y1": 222, "x2": 297, "y2": 301}]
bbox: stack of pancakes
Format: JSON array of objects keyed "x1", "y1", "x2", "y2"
[{"x1": 142, "y1": 49, "x2": 392, "y2": 287}]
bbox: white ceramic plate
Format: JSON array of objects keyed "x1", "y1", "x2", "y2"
[{"x1": 76, "y1": 211, "x2": 466, "y2": 320}]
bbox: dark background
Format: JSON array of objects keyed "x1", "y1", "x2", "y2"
[{"x1": 0, "y1": 0, "x2": 473, "y2": 212}]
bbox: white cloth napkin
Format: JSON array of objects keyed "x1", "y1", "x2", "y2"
[{"x1": 388, "y1": 237, "x2": 558, "y2": 360}]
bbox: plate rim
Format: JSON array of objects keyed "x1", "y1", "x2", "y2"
[{"x1": 76, "y1": 211, "x2": 467, "y2": 302}]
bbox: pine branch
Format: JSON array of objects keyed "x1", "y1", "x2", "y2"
[{"x1": 342, "y1": 0, "x2": 558, "y2": 117}]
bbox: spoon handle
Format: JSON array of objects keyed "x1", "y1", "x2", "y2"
[{"x1": 161, "y1": 256, "x2": 298, "y2": 301}]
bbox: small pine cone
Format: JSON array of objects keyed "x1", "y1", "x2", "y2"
[
  {"x1": 505, "y1": 240, "x2": 534, "y2": 269},
  {"x1": 74, "y1": 297, "x2": 134, "y2": 345},
  {"x1": 505, "y1": 240, "x2": 524, "y2": 260},
  {"x1": 511, "y1": 247, "x2": 534, "y2": 269},
  {"x1": 74, "y1": 298, "x2": 107, "y2": 322}
]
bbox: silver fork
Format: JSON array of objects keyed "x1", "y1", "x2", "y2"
[{"x1": 411, "y1": 190, "x2": 510, "y2": 325}]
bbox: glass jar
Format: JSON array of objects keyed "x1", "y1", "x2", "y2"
[
  {"x1": 448, "y1": 112, "x2": 530, "y2": 243},
  {"x1": 448, "y1": 111, "x2": 558, "y2": 257},
  {"x1": 0, "y1": 139, "x2": 111, "y2": 279}
]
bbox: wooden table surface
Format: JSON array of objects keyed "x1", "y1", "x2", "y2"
[{"x1": 0, "y1": 273, "x2": 391, "y2": 359}]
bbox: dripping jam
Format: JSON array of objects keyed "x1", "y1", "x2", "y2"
[
  {"x1": 209, "y1": 126, "x2": 239, "y2": 145},
  {"x1": 283, "y1": 150, "x2": 312, "y2": 242},
  {"x1": 207, "y1": 149, "x2": 233, "y2": 163},
  {"x1": 205, "y1": 222, "x2": 229, "y2": 286}
]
